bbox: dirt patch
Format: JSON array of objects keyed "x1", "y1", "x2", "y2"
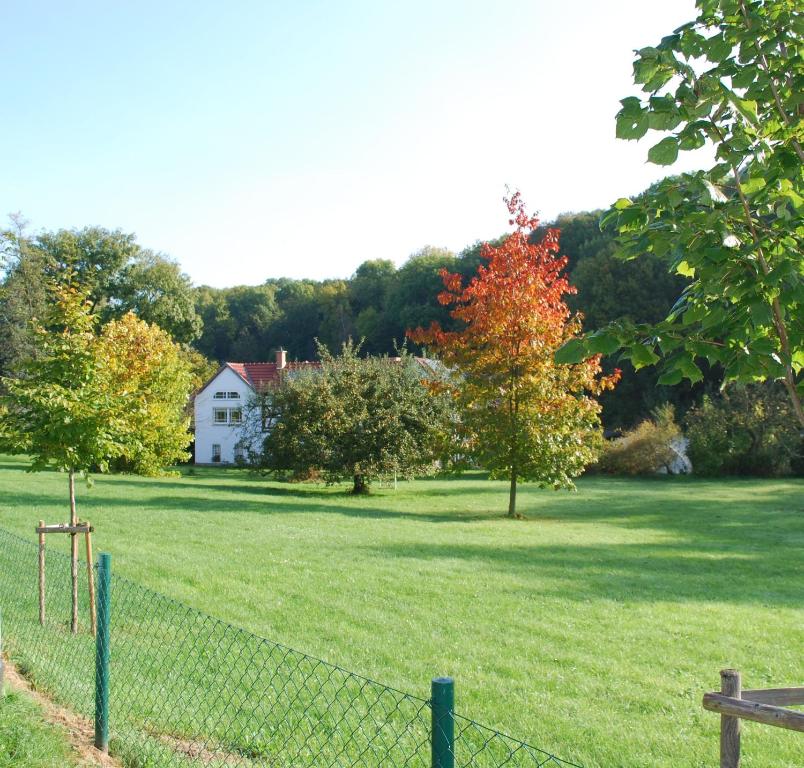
[
  {"x1": 2, "y1": 656, "x2": 122, "y2": 768},
  {"x1": 155, "y1": 731, "x2": 246, "y2": 766}
]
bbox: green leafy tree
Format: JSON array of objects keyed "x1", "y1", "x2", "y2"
[
  {"x1": 685, "y1": 382, "x2": 801, "y2": 475},
  {"x1": 386, "y1": 247, "x2": 458, "y2": 346},
  {"x1": 0, "y1": 282, "x2": 193, "y2": 632},
  {"x1": 1, "y1": 224, "x2": 203, "y2": 357},
  {"x1": 0, "y1": 284, "x2": 121, "y2": 633},
  {"x1": 106, "y1": 251, "x2": 202, "y2": 343},
  {"x1": 260, "y1": 342, "x2": 453, "y2": 494},
  {"x1": 0, "y1": 216, "x2": 50, "y2": 375},
  {"x1": 559, "y1": 0, "x2": 803, "y2": 427},
  {"x1": 350, "y1": 260, "x2": 398, "y2": 354}
]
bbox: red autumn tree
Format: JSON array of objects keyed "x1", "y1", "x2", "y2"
[{"x1": 409, "y1": 192, "x2": 619, "y2": 518}]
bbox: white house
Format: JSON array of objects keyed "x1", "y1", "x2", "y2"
[{"x1": 193, "y1": 349, "x2": 317, "y2": 465}]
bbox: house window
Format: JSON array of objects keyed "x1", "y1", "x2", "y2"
[
  {"x1": 211, "y1": 444, "x2": 221, "y2": 462},
  {"x1": 228, "y1": 391, "x2": 240, "y2": 399},
  {"x1": 234, "y1": 445, "x2": 244, "y2": 462},
  {"x1": 213, "y1": 408, "x2": 228, "y2": 424},
  {"x1": 213, "y1": 391, "x2": 226, "y2": 399},
  {"x1": 229, "y1": 408, "x2": 242, "y2": 424}
]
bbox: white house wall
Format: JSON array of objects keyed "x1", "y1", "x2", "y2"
[{"x1": 194, "y1": 367, "x2": 263, "y2": 465}]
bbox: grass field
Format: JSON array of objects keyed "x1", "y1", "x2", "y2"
[
  {"x1": 0, "y1": 687, "x2": 76, "y2": 768},
  {"x1": 0, "y1": 454, "x2": 801, "y2": 767}
]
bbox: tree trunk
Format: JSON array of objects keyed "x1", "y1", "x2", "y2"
[
  {"x1": 507, "y1": 469, "x2": 517, "y2": 518},
  {"x1": 352, "y1": 474, "x2": 369, "y2": 495},
  {"x1": 69, "y1": 468, "x2": 78, "y2": 635}
]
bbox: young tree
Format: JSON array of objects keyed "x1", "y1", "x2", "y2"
[
  {"x1": 558, "y1": 0, "x2": 803, "y2": 427},
  {"x1": 259, "y1": 342, "x2": 453, "y2": 493},
  {"x1": 0, "y1": 284, "x2": 120, "y2": 633},
  {"x1": 0, "y1": 283, "x2": 193, "y2": 632},
  {"x1": 409, "y1": 194, "x2": 619, "y2": 518}
]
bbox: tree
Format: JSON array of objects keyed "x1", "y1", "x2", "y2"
[
  {"x1": 105, "y1": 251, "x2": 202, "y2": 343},
  {"x1": 558, "y1": 0, "x2": 803, "y2": 427},
  {"x1": 96, "y1": 313, "x2": 195, "y2": 475},
  {"x1": 0, "y1": 282, "x2": 193, "y2": 632},
  {"x1": 0, "y1": 283, "x2": 120, "y2": 633},
  {"x1": 685, "y1": 381, "x2": 801, "y2": 476},
  {"x1": 0, "y1": 224, "x2": 203, "y2": 358},
  {"x1": 0, "y1": 216, "x2": 50, "y2": 376},
  {"x1": 386, "y1": 247, "x2": 458, "y2": 346},
  {"x1": 409, "y1": 193, "x2": 619, "y2": 518},
  {"x1": 260, "y1": 342, "x2": 453, "y2": 494}
]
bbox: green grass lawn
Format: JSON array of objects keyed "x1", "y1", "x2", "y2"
[
  {"x1": 0, "y1": 687, "x2": 76, "y2": 768},
  {"x1": 0, "y1": 454, "x2": 801, "y2": 767}
]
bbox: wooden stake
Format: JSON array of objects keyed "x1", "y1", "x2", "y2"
[
  {"x1": 720, "y1": 669, "x2": 741, "y2": 768},
  {"x1": 85, "y1": 525, "x2": 96, "y2": 637},
  {"x1": 69, "y1": 469, "x2": 78, "y2": 634},
  {"x1": 38, "y1": 519, "x2": 45, "y2": 626}
]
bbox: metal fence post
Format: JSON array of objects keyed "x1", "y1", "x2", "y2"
[
  {"x1": 431, "y1": 676, "x2": 455, "y2": 768},
  {"x1": 0, "y1": 607, "x2": 5, "y2": 698},
  {"x1": 720, "y1": 668, "x2": 741, "y2": 768},
  {"x1": 94, "y1": 553, "x2": 111, "y2": 752}
]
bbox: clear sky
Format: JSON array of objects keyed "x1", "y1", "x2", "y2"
[{"x1": 1, "y1": 1, "x2": 710, "y2": 288}]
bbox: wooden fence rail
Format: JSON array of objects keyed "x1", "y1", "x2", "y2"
[{"x1": 702, "y1": 669, "x2": 804, "y2": 767}]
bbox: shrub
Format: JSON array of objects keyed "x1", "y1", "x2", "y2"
[
  {"x1": 685, "y1": 383, "x2": 800, "y2": 477},
  {"x1": 598, "y1": 404, "x2": 682, "y2": 475}
]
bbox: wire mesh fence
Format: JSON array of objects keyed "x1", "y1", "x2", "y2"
[{"x1": 0, "y1": 525, "x2": 582, "y2": 768}]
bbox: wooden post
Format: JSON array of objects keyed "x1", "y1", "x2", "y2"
[
  {"x1": 38, "y1": 519, "x2": 45, "y2": 626},
  {"x1": 720, "y1": 669, "x2": 741, "y2": 768},
  {"x1": 69, "y1": 470, "x2": 78, "y2": 634},
  {"x1": 85, "y1": 524, "x2": 96, "y2": 637}
]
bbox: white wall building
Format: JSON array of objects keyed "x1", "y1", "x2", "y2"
[
  {"x1": 193, "y1": 350, "x2": 295, "y2": 465},
  {"x1": 193, "y1": 349, "x2": 438, "y2": 465}
]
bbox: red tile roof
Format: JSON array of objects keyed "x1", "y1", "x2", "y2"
[{"x1": 226, "y1": 361, "x2": 321, "y2": 391}]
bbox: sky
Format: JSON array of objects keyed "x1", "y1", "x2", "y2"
[{"x1": 1, "y1": 0, "x2": 711, "y2": 288}]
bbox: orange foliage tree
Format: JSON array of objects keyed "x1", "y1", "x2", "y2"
[{"x1": 409, "y1": 193, "x2": 619, "y2": 517}]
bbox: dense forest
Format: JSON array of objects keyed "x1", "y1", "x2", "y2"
[{"x1": 0, "y1": 196, "x2": 719, "y2": 430}]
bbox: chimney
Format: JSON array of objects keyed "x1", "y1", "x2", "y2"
[{"x1": 276, "y1": 347, "x2": 287, "y2": 370}]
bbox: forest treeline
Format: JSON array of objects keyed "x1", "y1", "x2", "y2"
[{"x1": 0, "y1": 202, "x2": 717, "y2": 430}]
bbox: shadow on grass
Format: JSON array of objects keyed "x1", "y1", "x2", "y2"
[
  {"x1": 362, "y1": 540, "x2": 802, "y2": 606},
  {"x1": 4, "y1": 460, "x2": 802, "y2": 549},
  {"x1": 4, "y1": 487, "x2": 492, "y2": 525}
]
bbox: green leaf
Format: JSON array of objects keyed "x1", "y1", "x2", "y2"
[
  {"x1": 705, "y1": 33, "x2": 732, "y2": 63},
  {"x1": 740, "y1": 176, "x2": 766, "y2": 195},
  {"x1": 554, "y1": 338, "x2": 587, "y2": 364},
  {"x1": 731, "y1": 67, "x2": 755, "y2": 89},
  {"x1": 630, "y1": 343, "x2": 660, "y2": 369},
  {"x1": 587, "y1": 332, "x2": 622, "y2": 356},
  {"x1": 614, "y1": 198, "x2": 633, "y2": 210},
  {"x1": 647, "y1": 137, "x2": 679, "y2": 166},
  {"x1": 616, "y1": 110, "x2": 649, "y2": 140},
  {"x1": 657, "y1": 368, "x2": 683, "y2": 385},
  {"x1": 678, "y1": 356, "x2": 703, "y2": 383}
]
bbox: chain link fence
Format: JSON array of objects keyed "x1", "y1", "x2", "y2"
[{"x1": 0, "y1": 525, "x2": 582, "y2": 768}]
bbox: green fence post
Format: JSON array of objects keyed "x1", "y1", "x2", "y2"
[
  {"x1": 94, "y1": 553, "x2": 111, "y2": 752},
  {"x1": 431, "y1": 676, "x2": 455, "y2": 768},
  {"x1": 0, "y1": 607, "x2": 5, "y2": 698}
]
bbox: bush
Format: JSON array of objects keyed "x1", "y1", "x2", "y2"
[
  {"x1": 685, "y1": 383, "x2": 800, "y2": 477},
  {"x1": 598, "y1": 404, "x2": 682, "y2": 475}
]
